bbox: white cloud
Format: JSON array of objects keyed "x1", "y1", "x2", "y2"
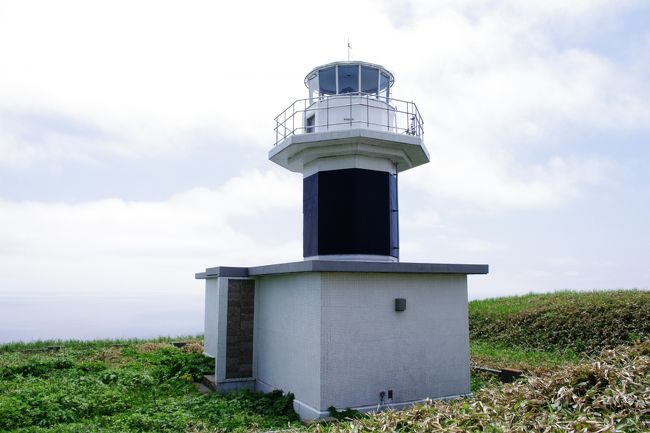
[
  {"x1": 405, "y1": 153, "x2": 612, "y2": 209},
  {"x1": 401, "y1": 209, "x2": 443, "y2": 229},
  {"x1": 389, "y1": 4, "x2": 646, "y2": 209},
  {"x1": 0, "y1": 169, "x2": 302, "y2": 294},
  {"x1": 0, "y1": 0, "x2": 385, "y2": 163},
  {"x1": 0, "y1": 0, "x2": 648, "y2": 306},
  {"x1": 457, "y1": 238, "x2": 506, "y2": 254},
  {"x1": 1, "y1": 0, "x2": 648, "y2": 213}
]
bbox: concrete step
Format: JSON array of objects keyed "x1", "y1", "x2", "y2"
[
  {"x1": 201, "y1": 374, "x2": 217, "y2": 391},
  {"x1": 195, "y1": 382, "x2": 212, "y2": 394}
]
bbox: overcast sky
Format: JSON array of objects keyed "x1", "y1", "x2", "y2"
[{"x1": 1, "y1": 0, "x2": 649, "y2": 340}]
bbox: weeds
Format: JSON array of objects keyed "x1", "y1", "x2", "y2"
[{"x1": 0, "y1": 339, "x2": 299, "y2": 432}]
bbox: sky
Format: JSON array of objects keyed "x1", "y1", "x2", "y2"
[{"x1": 0, "y1": 0, "x2": 649, "y2": 341}]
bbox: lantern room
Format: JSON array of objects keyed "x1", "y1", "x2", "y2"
[{"x1": 305, "y1": 61, "x2": 394, "y2": 102}]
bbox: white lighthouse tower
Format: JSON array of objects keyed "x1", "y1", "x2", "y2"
[
  {"x1": 197, "y1": 60, "x2": 488, "y2": 420},
  {"x1": 270, "y1": 61, "x2": 429, "y2": 262}
]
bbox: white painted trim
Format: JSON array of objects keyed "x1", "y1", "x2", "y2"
[
  {"x1": 303, "y1": 154, "x2": 396, "y2": 177},
  {"x1": 348, "y1": 393, "x2": 470, "y2": 414},
  {"x1": 269, "y1": 128, "x2": 428, "y2": 174},
  {"x1": 304, "y1": 254, "x2": 398, "y2": 263},
  {"x1": 288, "y1": 392, "x2": 471, "y2": 420}
]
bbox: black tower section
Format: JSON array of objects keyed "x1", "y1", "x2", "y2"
[{"x1": 303, "y1": 168, "x2": 399, "y2": 259}]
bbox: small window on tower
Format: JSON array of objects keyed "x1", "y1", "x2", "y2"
[{"x1": 306, "y1": 115, "x2": 315, "y2": 133}]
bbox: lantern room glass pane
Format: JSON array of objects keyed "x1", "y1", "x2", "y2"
[
  {"x1": 319, "y1": 67, "x2": 336, "y2": 95},
  {"x1": 379, "y1": 72, "x2": 390, "y2": 100},
  {"x1": 379, "y1": 72, "x2": 389, "y2": 90},
  {"x1": 308, "y1": 74, "x2": 318, "y2": 100},
  {"x1": 338, "y1": 65, "x2": 359, "y2": 94},
  {"x1": 361, "y1": 66, "x2": 378, "y2": 93}
]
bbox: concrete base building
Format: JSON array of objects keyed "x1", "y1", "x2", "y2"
[
  {"x1": 197, "y1": 261, "x2": 487, "y2": 419},
  {"x1": 196, "y1": 60, "x2": 488, "y2": 419}
]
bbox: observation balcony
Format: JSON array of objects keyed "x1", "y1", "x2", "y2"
[
  {"x1": 274, "y1": 93, "x2": 423, "y2": 145},
  {"x1": 270, "y1": 61, "x2": 429, "y2": 174}
]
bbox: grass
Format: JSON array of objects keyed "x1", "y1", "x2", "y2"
[
  {"x1": 469, "y1": 289, "x2": 650, "y2": 353},
  {"x1": 0, "y1": 335, "x2": 202, "y2": 353},
  {"x1": 466, "y1": 290, "x2": 648, "y2": 394},
  {"x1": 0, "y1": 338, "x2": 299, "y2": 433},
  {"x1": 470, "y1": 340, "x2": 580, "y2": 371},
  {"x1": 2, "y1": 289, "x2": 647, "y2": 432}
]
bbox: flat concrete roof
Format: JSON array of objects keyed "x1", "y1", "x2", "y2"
[{"x1": 195, "y1": 260, "x2": 489, "y2": 279}]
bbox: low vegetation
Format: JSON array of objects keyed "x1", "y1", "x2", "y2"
[
  {"x1": 469, "y1": 289, "x2": 650, "y2": 353},
  {"x1": 1, "y1": 290, "x2": 647, "y2": 432},
  {"x1": 0, "y1": 339, "x2": 298, "y2": 432}
]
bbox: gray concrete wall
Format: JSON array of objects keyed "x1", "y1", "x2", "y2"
[
  {"x1": 203, "y1": 278, "x2": 221, "y2": 358},
  {"x1": 254, "y1": 273, "x2": 322, "y2": 413},
  {"x1": 320, "y1": 272, "x2": 470, "y2": 410},
  {"x1": 205, "y1": 269, "x2": 472, "y2": 418},
  {"x1": 204, "y1": 277, "x2": 244, "y2": 381}
]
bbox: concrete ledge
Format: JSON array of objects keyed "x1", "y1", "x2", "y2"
[
  {"x1": 269, "y1": 128, "x2": 429, "y2": 174},
  {"x1": 214, "y1": 378, "x2": 256, "y2": 393},
  {"x1": 196, "y1": 260, "x2": 489, "y2": 279},
  {"x1": 350, "y1": 392, "x2": 470, "y2": 414},
  {"x1": 288, "y1": 392, "x2": 471, "y2": 421}
]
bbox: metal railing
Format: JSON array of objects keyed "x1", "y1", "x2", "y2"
[{"x1": 274, "y1": 93, "x2": 424, "y2": 146}]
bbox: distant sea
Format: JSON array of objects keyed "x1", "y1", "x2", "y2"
[{"x1": 0, "y1": 291, "x2": 204, "y2": 344}]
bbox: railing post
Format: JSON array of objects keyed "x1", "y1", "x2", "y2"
[
  {"x1": 349, "y1": 94, "x2": 352, "y2": 128},
  {"x1": 366, "y1": 94, "x2": 369, "y2": 129},
  {"x1": 386, "y1": 99, "x2": 389, "y2": 132},
  {"x1": 326, "y1": 97, "x2": 329, "y2": 131},
  {"x1": 407, "y1": 102, "x2": 410, "y2": 135}
]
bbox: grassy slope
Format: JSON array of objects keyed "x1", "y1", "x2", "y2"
[{"x1": 469, "y1": 289, "x2": 650, "y2": 354}]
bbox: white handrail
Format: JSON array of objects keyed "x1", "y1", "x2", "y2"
[{"x1": 273, "y1": 93, "x2": 424, "y2": 146}]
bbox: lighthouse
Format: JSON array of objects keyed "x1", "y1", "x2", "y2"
[
  {"x1": 270, "y1": 61, "x2": 429, "y2": 262},
  {"x1": 197, "y1": 60, "x2": 488, "y2": 420}
]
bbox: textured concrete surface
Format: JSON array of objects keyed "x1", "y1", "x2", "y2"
[
  {"x1": 203, "y1": 278, "x2": 221, "y2": 358},
  {"x1": 254, "y1": 273, "x2": 322, "y2": 412},
  {"x1": 319, "y1": 272, "x2": 470, "y2": 410},
  {"x1": 201, "y1": 269, "x2": 476, "y2": 420}
]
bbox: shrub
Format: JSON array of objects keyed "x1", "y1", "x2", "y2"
[{"x1": 0, "y1": 356, "x2": 74, "y2": 379}]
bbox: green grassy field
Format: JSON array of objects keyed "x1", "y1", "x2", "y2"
[
  {"x1": 0, "y1": 339, "x2": 298, "y2": 432},
  {"x1": 469, "y1": 289, "x2": 650, "y2": 353},
  {"x1": 1, "y1": 290, "x2": 648, "y2": 432}
]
